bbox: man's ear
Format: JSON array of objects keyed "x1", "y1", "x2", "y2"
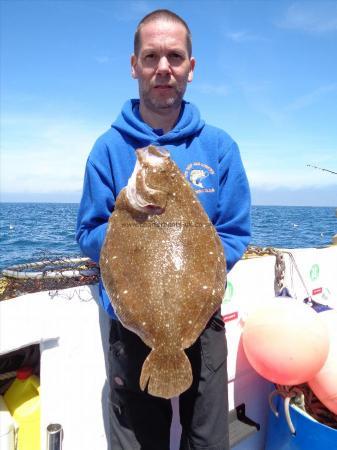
[
  {"x1": 131, "y1": 54, "x2": 138, "y2": 79},
  {"x1": 188, "y1": 57, "x2": 196, "y2": 83}
]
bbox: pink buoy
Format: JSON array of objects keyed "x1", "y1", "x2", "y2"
[
  {"x1": 242, "y1": 298, "x2": 329, "y2": 385},
  {"x1": 309, "y1": 309, "x2": 337, "y2": 414}
]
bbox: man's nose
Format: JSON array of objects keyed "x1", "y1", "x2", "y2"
[{"x1": 156, "y1": 56, "x2": 170, "y2": 74}]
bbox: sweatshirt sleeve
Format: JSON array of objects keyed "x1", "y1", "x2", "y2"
[
  {"x1": 214, "y1": 141, "x2": 251, "y2": 272},
  {"x1": 76, "y1": 146, "x2": 115, "y2": 263}
]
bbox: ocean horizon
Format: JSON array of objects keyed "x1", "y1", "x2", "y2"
[
  {"x1": 1, "y1": 202, "x2": 336, "y2": 270},
  {"x1": 1, "y1": 200, "x2": 336, "y2": 208}
]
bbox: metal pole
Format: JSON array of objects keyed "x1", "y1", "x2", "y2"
[{"x1": 46, "y1": 424, "x2": 63, "y2": 450}]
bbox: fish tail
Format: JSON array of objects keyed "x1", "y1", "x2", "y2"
[{"x1": 140, "y1": 348, "x2": 192, "y2": 399}]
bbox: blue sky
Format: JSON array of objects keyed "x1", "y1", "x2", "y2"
[{"x1": 1, "y1": 0, "x2": 337, "y2": 206}]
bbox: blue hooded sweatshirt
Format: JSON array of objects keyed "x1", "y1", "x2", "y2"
[{"x1": 76, "y1": 99, "x2": 251, "y2": 319}]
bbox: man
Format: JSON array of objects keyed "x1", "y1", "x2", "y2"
[{"x1": 76, "y1": 9, "x2": 251, "y2": 450}]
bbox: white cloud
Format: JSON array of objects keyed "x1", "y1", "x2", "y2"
[
  {"x1": 191, "y1": 83, "x2": 229, "y2": 97},
  {"x1": 279, "y1": 2, "x2": 337, "y2": 33},
  {"x1": 242, "y1": 140, "x2": 337, "y2": 159},
  {"x1": 226, "y1": 30, "x2": 265, "y2": 43},
  {"x1": 1, "y1": 114, "x2": 106, "y2": 193},
  {"x1": 242, "y1": 94, "x2": 286, "y2": 125},
  {"x1": 285, "y1": 83, "x2": 337, "y2": 111},
  {"x1": 113, "y1": 1, "x2": 152, "y2": 22},
  {"x1": 251, "y1": 185, "x2": 337, "y2": 207},
  {"x1": 95, "y1": 56, "x2": 111, "y2": 64},
  {"x1": 238, "y1": 78, "x2": 337, "y2": 124},
  {"x1": 241, "y1": 139, "x2": 337, "y2": 189},
  {"x1": 246, "y1": 165, "x2": 337, "y2": 189}
]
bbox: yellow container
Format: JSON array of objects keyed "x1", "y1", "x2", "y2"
[
  {"x1": 0, "y1": 395, "x2": 16, "y2": 450},
  {"x1": 4, "y1": 367, "x2": 40, "y2": 450}
]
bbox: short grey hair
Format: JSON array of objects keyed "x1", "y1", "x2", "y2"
[{"x1": 134, "y1": 9, "x2": 192, "y2": 57}]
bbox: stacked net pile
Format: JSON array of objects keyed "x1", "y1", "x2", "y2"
[{"x1": 0, "y1": 257, "x2": 99, "y2": 301}]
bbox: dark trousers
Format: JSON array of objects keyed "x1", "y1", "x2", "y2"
[{"x1": 108, "y1": 311, "x2": 229, "y2": 450}]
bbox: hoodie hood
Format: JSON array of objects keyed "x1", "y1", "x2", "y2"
[{"x1": 112, "y1": 99, "x2": 205, "y2": 146}]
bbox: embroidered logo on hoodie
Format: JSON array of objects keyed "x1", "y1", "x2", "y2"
[{"x1": 185, "y1": 162, "x2": 215, "y2": 194}]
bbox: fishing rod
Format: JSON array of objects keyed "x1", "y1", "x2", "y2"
[{"x1": 307, "y1": 164, "x2": 337, "y2": 175}]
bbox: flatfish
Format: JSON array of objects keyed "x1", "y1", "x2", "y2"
[{"x1": 100, "y1": 145, "x2": 226, "y2": 399}]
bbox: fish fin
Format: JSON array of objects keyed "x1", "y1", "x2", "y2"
[{"x1": 139, "y1": 348, "x2": 192, "y2": 399}]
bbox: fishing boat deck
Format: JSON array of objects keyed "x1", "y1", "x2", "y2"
[{"x1": 0, "y1": 245, "x2": 336, "y2": 449}]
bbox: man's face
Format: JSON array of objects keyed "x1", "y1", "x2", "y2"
[{"x1": 131, "y1": 20, "x2": 195, "y2": 114}]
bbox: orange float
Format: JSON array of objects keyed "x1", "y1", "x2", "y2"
[{"x1": 242, "y1": 298, "x2": 329, "y2": 385}]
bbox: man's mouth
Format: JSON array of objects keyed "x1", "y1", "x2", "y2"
[{"x1": 154, "y1": 85, "x2": 173, "y2": 90}]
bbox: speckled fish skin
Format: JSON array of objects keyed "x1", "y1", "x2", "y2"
[{"x1": 100, "y1": 145, "x2": 226, "y2": 399}]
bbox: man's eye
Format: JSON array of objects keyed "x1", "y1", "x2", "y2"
[
  {"x1": 145, "y1": 54, "x2": 155, "y2": 60},
  {"x1": 169, "y1": 53, "x2": 183, "y2": 63}
]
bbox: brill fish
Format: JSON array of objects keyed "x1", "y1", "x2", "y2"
[{"x1": 100, "y1": 145, "x2": 226, "y2": 399}]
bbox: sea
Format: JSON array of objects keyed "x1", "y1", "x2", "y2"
[{"x1": 0, "y1": 203, "x2": 336, "y2": 271}]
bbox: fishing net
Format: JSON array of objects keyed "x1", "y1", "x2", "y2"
[
  {"x1": 0, "y1": 256, "x2": 99, "y2": 301},
  {"x1": 0, "y1": 246, "x2": 270, "y2": 301}
]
